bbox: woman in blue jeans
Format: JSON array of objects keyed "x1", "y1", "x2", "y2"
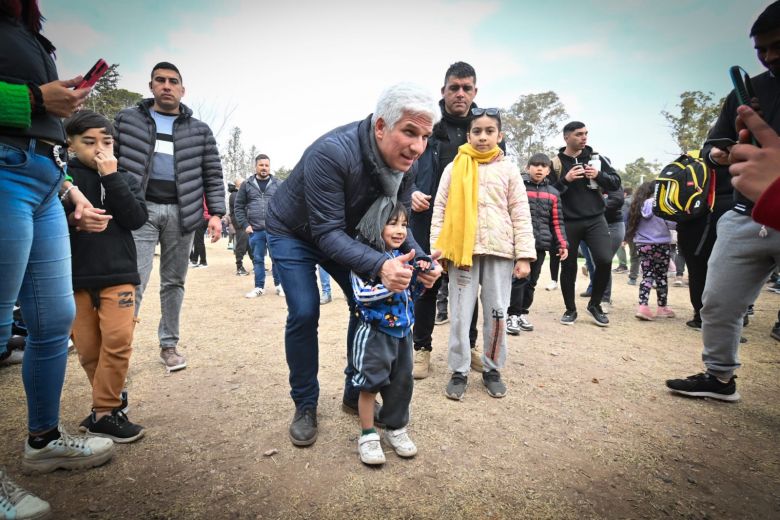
[{"x1": 0, "y1": 2, "x2": 115, "y2": 517}]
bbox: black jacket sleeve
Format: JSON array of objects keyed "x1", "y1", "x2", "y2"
[
  {"x1": 101, "y1": 171, "x2": 148, "y2": 230},
  {"x1": 595, "y1": 155, "x2": 622, "y2": 191},
  {"x1": 234, "y1": 183, "x2": 249, "y2": 231}
]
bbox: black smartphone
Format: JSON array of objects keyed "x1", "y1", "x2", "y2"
[
  {"x1": 729, "y1": 66, "x2": 755, "y2": 106},
  {"x1": 729, "y1": 66, "x2": 759, "y2": 145},
  {"x1": 704, "y1": 137, "x2": 737, "y2": 152}
]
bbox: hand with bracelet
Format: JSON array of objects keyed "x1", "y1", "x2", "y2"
[{"x1": 61, "y1": 182, "x2": 110, "y2": 232}]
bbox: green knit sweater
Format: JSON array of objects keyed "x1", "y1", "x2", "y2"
[{"x1": 0, "y1": 82, "x2": 31, "y2": 128}]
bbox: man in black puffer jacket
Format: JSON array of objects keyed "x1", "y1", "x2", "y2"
[
  {"x1": 114, "y1": 62, "x2": 225, "y2": 372},
  {"x1": 266, "y1": 83, "x2": 443, "y2": 448}
]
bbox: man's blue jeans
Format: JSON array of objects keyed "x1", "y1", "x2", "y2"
[
  {"x1": 249, "y1": 230, "x2": 279, "y2": 290},
  {"x1": 0, "y1": 140, "x2": 75, "y2": 433},
  {"x1": 267, "y1": 233, "x2": 359, "y2": 411}
]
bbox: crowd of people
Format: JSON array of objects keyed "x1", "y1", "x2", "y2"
[{"x1": 2, "y1": 0, "x2": 780, "y2": 517}]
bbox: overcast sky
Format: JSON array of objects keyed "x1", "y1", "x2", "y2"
[{"x1": 43, "y1": 0, "x2": 768, "y2": 175}]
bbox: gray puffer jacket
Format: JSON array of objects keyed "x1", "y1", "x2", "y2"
[
  {"x1": 114, "y1": 99, "x2": 225, "y2": 233},
  {"x1": 234, "y1": 175, "x2": 281, "y2": 231}
]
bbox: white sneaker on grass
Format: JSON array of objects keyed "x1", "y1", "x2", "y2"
[
  {"x1": 275, "y1": 286, "x2": 285, "y2": 297},
  {"x1": 545, "y1": 281, "x2": 558, "y2": 291},
  {"x1": 22, "y1": 425, "x2": 114, "y2": 474},
  {"x1": 358, "y1": 432, "x2": 385, "y2": 465},
  {"x1": 245, "y1": 287, "x2": 264, "y2": 298},
  {"x1": 384, "y1": 427, "x2": 417, "y2": 458}
]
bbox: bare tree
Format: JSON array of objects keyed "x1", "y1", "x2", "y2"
[{"x1": 502, "y1": 91, "x2": 568, "y2": 167}]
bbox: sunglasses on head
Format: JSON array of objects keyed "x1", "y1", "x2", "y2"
[{"x1": 471, "y1": 107, "x2": 500, "y2": 117}]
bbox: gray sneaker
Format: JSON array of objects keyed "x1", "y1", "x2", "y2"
[
  {"x1": 22, "y1": 425, "x2": 114, "y2": 474},
  {"x1": 482, "y1": 369, "x2": 507, "y2": 398},
  {"x1": 160, "y1": 348, "x2": 186, "y2": 372},
  {"x1": 445, "y1": 373, "x2": 468, "y2": 401}
]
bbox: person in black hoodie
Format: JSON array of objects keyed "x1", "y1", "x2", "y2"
[
  {"x1": 552, "y1": 121, "x2": 621, "y2": 327},
  {"x1": 64, "y1": 110, "x2": 148, "y2": 443}
]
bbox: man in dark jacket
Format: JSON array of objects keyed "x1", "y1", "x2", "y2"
[
  {"x1": 235, "y1": 154, "x2": 283, "y2": 298},
  {"x1": 228, "y1": 178, "x2": 250, "y2": 276},
  {"x1": 266, "y1": 82, "x2": 443, "y2": 447},
  {"x1": 409, "y1": 61, "x2": 482, "y2": 379},
  {"x1": 552, "y1": 121, "x2": 621, "y2": 327},
  {"x1": 666, "y1": 2, "x2": 780, "y2": 402},
  {"x1": 114, "y1": 62, "x2": 225, "y2": 372}
]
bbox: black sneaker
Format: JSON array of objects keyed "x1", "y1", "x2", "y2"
[
  {"x1": 289, "y1": 408, "x2": 317, "y2": 447},
  {"x1": 88, "y1": 410, "x2": 145, "y2": 443},
  {"x1": 587, "y1": 304, "x2": 609, "y2": 327},
  {"x1": 579, "y1": 290, "x2": 592, "y2": 298},
  {"x1": 434, "y1": 312, "x2": 449, "y2": 325},
  {"x1": 665, "y1": 372, "x2": 740, "y2": 402},
  {"x1": 560, "y1": 310, "x2": 577, "y2": 325},
  {"x1": 236, "y1": 266, "x2": 250, "y2": 276},
  {"x1": 445, "y1": 373, "x2": 468, "y2": 401},
  {"x1": 686, "y1": 318, "x2": 702, "y2": 330},
  {"x1": 79, "y1": 392, "x2": 128, "y2": 432},
  {"x1": 613, "y1": 265, "x2": 628, "y2": 273},
  {"x1": 482, "y1": 370, "x2": 507, "y2": 398}
]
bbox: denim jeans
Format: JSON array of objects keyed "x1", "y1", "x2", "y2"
[
  {"x1": 318, "y1": 265, "x2": 331, "y2": 295},
  {"x1": 0, "y1": 140, "x2": 74, "y2": 433},
  {"x1": 267, "y1": 233, "x2": 359, "y2": 410},
  {"x1": 248, "y1": 230, "x2": 279, "y2": 289},
  {"x1": 133, "y1": 202, "x2": 194, "y2": 348}
]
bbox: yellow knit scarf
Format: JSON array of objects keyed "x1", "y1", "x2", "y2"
[{"x1": 434, "y1": 143, "x2": 501, "y2": 267}]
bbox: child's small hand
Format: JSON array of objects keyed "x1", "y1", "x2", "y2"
[
  {"x1": 414, "y1": 259, "x2": 432, "y2": 272},
  {"x1": 514, "y1": 259, "x2": 531, "y2": 279},
  {"x1": 72, "y1": 207, "x2": 112, "y2": 232},
  {"x1": 95, "y1": 148, "x2": 118, "y2": 176},
  {"x1": 558, "y1": 247, "x2": 569, "y2": 261}
]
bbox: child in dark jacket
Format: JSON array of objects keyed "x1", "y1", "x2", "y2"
[
  {"x1": 64, "y1": 110, "x2": 148, "y2": 443},
  {"x1": 350, "y1": 204, "x2": 427, "y2": 466},
  {"x1": 506, "y1": 153, "x2": 569, "y2": 334}
]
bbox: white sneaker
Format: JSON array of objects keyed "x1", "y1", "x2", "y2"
[
  {"x1": 358, "y1": 432, "x2": 385, "y2": 465},
  {"x1": 245, "y1": 287, "x2": 264, "y2": 298},
  {"x1": 0, "y1": 466, "x2": 51, "y2": 519},
  {"x1": 275, "y1": 286, "x2": 285, "y2": 297},
  {"x1": 545, "y1": 281, "x2": 558, "y2": 291},
  {"x1": 518, "y1": 314, "x2": 534, "y2": 331},
  {"x1": 22, "y1": 425, "x2": 114, "y2": 474},
  {"x1": 506, "y1": 315, "x2": 521, "y2": 335},
  {"x1": 384, "y1": 427, "x2": 417, "y2": 458}
]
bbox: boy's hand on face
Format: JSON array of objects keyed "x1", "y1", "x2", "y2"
[
  {"x1": 94, "y1": 149, "x2": 118, "y2": 176},
  {"x1": 558, "y1": 247, "x2": 569, "y2": 261}
]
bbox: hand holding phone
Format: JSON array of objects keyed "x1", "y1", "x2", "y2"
[
  {"x1": 75, "y1": 59, "x2": 109, "y2": 90},
  {"x1": 705, "y1": 137, "x2": 738, "y2": 152}
]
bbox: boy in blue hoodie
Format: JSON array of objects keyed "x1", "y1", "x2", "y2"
[{"x1": 350, "y1": 204, "x2": 428, "y2": 466}]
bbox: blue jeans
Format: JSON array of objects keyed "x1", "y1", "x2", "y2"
[
  {"x1": 318, "y1": 265, "x2": 331, "y2": 295},
  {"x1": 248, "y1": 230, "x2": 279, "y2": 289},
  {"x1": 267, "y1": 233, "x2": 359, "y2": 410},
  {"x1": 0, "y1": 140, "x2": 75, "y2": 433}
]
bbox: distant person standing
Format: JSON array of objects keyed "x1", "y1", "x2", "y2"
[
  {"x1": 235, "y1": 154, "x2": 283, "y2": 298},
  {"x1": 114, "y1": 61, "x2": 225, "y2": 372},
  {"x1": 228, "y1": 178, "x2": 250, "y2": 276},
  {"x1": 552, "y1": 121, "x2": 621, "y2": 327}
]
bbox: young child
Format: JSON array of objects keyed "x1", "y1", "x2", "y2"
[
  {"x1": 506, "y1": 153, "x2": 568, "y2": 334},
  {"x1": 350, "y1": 204, "x2": 428, "y2": 466},
  {"x1": 431, "y1": 107, "x2": 536, "y2": 400},
  {"x1": 64, "y1": 110, "x2": 148, "y2": 442},
  {"x1": 624, "y1": 180, "x2": 676, "y2": 321}
]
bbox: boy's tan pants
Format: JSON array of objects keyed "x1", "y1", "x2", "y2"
[{"x1": 71, "y1": 284, "x2": 136, "y2": 413}]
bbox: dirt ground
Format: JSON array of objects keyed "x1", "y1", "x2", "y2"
[{"x1": 1, "y1": 241, "x2": 779, "y2": 519}]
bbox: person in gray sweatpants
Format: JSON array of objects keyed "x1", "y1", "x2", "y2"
[{"x1": 666, "y1": 1, "x2": 780, "y2": 401}]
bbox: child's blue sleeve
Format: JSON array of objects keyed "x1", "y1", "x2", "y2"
[{"x1": 351, "y1": 270, "x2": 392, "y2": 303}]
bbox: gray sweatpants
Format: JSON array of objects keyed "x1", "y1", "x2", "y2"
[
  {"x1": 351, "y1": 321, "x2": 413, "y2": 430},
  {"x1": 133, "y1": 202, "x2": 195, "y2": 349},
  {"x1": 701, "y1": 211, "x2": 780, "y2": 378},
  {"x1": 448, "y1": 255, "x2": 513, "y2": 374}
]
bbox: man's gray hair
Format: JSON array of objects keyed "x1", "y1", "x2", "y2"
[{"x1": 371, "y1": 82, "x2": 441, "y2": 130}]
